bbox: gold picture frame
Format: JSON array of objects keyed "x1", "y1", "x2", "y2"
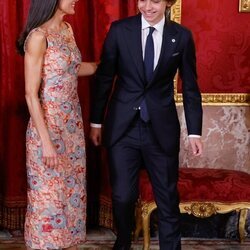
[
  {"x1": 239, "y1": 0, "x2": 250, "y2": 12},
  {"x1": 171, "y1": 0, "x2": 250, "y2": 105}
]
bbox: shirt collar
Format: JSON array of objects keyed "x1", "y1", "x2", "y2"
[{"x1": 141, "y1": 15, "x2": 165, "y2": 35}]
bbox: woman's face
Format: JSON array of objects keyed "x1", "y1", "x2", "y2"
[
  {"x1": 138, "y1": 0, "x2": 171, "y2": 25},
  {"x1": 58, "y1": 0, "x2": 79, "y2": 15}
]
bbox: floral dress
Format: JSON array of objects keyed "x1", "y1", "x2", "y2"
[{"x1": 24, "y1": 23, "x2": 86, "y2": 250}]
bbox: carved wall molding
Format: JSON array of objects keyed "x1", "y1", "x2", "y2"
[
  {"x1": 175, "y1": 93, "x2": 250, "y2": 106},
  {"x1": 171, "y1": 0, "x2": 182, "y2": 23}
]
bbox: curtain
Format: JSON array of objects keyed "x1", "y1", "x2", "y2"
[{"x1": 0, "y1": 0, "x2": 137, "y2": 230}]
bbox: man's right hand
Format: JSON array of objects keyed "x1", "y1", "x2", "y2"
[{"x1": 90, "y1": 127, "x2": 102, "y2": 146}]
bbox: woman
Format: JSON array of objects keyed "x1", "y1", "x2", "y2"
[{"x1": 16, "y1": 0, "x2": 96, "y2": 249}]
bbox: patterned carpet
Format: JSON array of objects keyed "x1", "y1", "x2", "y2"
[{"x1": 1, "y1": 228, "x2": 250, "y2": 250}]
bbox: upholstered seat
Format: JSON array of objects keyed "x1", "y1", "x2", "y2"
[{"x1": 135, "y1": 168, "x2": 250, "y2": 250}]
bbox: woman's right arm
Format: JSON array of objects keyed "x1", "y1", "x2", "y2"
[{"x1": 24, "y1": 31, "x2": 58, "y2": 168}]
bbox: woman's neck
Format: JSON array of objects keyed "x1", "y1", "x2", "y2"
[{"x1": 42, "y1": 11, "x2": 65, "y2": 32}]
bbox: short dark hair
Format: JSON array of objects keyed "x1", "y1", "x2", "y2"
[{"x1": 16, "y1": 0, "x2": 59, "y2": 55}]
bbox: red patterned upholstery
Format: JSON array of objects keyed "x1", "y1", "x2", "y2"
[{"x1": 139, "y1": 168, "x2": 250, "y2": 203}]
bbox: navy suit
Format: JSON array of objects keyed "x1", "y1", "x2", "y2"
[{"x1": 91, "y1": 14, "x2": 202, "y2": 250}]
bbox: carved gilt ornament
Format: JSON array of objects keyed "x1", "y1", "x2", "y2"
[{"x1": 239, "y1": 0, "x2": 250, "y2": 12}]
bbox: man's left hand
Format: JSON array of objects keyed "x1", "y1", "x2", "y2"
[{"x1": 189, "y1": 137, "x2": 203, "y2": 156}]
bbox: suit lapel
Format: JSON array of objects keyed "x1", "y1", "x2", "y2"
[
  {"x1": 149, "y1": 20, "x2": 179, "y2": 87},
  {"x1": 124, "y1": 15, "x2": 145, "y2": 83}
]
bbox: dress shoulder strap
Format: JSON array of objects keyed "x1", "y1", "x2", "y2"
[
  {"x1": 23, "y1": 28, "x2": 47, "y2": 53},
  {"x1": 64, "y1": 21, "x2": 74, "y2": 35}
]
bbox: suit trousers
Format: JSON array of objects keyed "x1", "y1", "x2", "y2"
[{"x1": 107, "y1": 115, "x2": 181, "y2": 250}]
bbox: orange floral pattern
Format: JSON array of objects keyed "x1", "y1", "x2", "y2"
[{"x1": 24, "y1": 23, "x2": 86, "y2": 250}]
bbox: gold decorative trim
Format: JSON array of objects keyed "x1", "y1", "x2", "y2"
[
  {"x1": 141, "y1": 201, "x2": 157, "y2": 218},
  {"x1": 239, "y1": 209, "x2": 248, "y2": 242},
  {"x1": 239, "y1": 0, "x2": 250, "y2": 12},
  {"x1": 171, "y1": 0, "x2": 249, "y2": 105},
  {"x1": 140, "y1": 201, "x2": 250, "y2": 218},
  {"x1": 189, "y1": 202, "x2": 216, "y2": 217},
  {"x1": 175, "y1": 93, "x2": 250, "y2": 106},
  {"x1": 179, "y1": 201, "x2": 250, "y2": 216},
  {"x1": 171, "y1": 0, "x2": 182, "y2": 24}
]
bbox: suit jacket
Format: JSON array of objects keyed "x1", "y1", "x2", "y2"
[{"x1": 91, "y1": 14, "x2": 202, "y2": 155}]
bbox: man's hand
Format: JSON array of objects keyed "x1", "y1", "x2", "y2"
[
  {"x1": 189, "y1": 137, "x2": 203, "y2": 156},
  {"x1": 90, "y1": 127, "x2": 102, "y2": 146}
]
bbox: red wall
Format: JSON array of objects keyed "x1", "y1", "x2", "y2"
[{"x1": 181, "y1": 0, "x2": 250, "y2": 93}]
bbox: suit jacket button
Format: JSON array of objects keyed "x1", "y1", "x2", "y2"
[{"x1": 133, "y1": 107, "x2": 140, "y2": 110}]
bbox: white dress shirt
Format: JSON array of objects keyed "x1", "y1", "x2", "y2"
[{"x1": 141, "y1": 15, "x2": 164, "y2": 70}]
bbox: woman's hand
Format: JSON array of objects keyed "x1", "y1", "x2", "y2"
[
  {"x1": 78, "y1": 62, "x2": 97, "y2": 77},
  {"x1": 42, "y1": 141, "x2": 59, "y2": 168}
]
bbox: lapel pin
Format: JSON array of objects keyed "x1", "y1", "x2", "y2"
[{"x1": 172, "y1": 39, "x2": 176, "y2": 43}]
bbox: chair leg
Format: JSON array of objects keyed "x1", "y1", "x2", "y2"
[
  {"x1": 142, "y1": 210, "x2": 151, "y2": 250},
  {"x1": 134, "y1": 202, "x2": 142, "y2": 241},
  {"x1": 141, "y1": 203, "x2": 157, "y2": 250},
  {"x1": 239, "y1": 208, "x2": 248, "y2": 243}
]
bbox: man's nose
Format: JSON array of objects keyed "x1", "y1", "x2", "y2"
[{"x1": 145, "y1": 0, "x2": 153, "y2": 10}]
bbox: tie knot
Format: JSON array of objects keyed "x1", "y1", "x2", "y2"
[{"x1": 148, "y1": 27, "x2": 155, "y2": 35}]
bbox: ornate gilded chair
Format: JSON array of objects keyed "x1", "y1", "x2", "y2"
[{"x1": 134, "y1": 168, "x2": 250, "y2": 250}]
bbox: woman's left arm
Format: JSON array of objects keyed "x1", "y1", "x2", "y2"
[{"x1": 78, "y1": 62, "x2": 97, "y2": 77}]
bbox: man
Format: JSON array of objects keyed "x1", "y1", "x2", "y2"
[{"x1": 90, "y1": 0, "x2": 203, "y2": 249}]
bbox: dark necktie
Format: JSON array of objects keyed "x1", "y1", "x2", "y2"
[{"x1": 140, "y1": 27, "x2": 155, "y2": 122}]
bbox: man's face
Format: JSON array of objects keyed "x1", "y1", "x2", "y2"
[{"x1": 138, "y1": 0, "x2": 170, "y2": 26}]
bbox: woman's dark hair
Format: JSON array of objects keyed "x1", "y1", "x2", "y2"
[{"x1": 16, "y1": 0, "x2": 59, "y2": 55}]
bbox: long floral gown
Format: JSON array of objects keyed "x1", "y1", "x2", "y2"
[{"x1": 24, "y1": 23, "x2": 86, "y2": 250}]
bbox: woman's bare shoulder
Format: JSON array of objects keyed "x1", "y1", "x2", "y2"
[{"x1": 24, "y1": 29, "x2": 47, "y2": 55}]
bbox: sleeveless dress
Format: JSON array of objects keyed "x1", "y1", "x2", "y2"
[{"x1": 24, "y1": 23, "x2": 86, "y2": 250}]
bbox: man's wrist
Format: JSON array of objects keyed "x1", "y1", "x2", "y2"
[
  {"x1": 90, "y1": 123, "x2": 102, "y2": 128},
  {"x1": 188, "y1": 134, "x2": 201, "y2": 138}
]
